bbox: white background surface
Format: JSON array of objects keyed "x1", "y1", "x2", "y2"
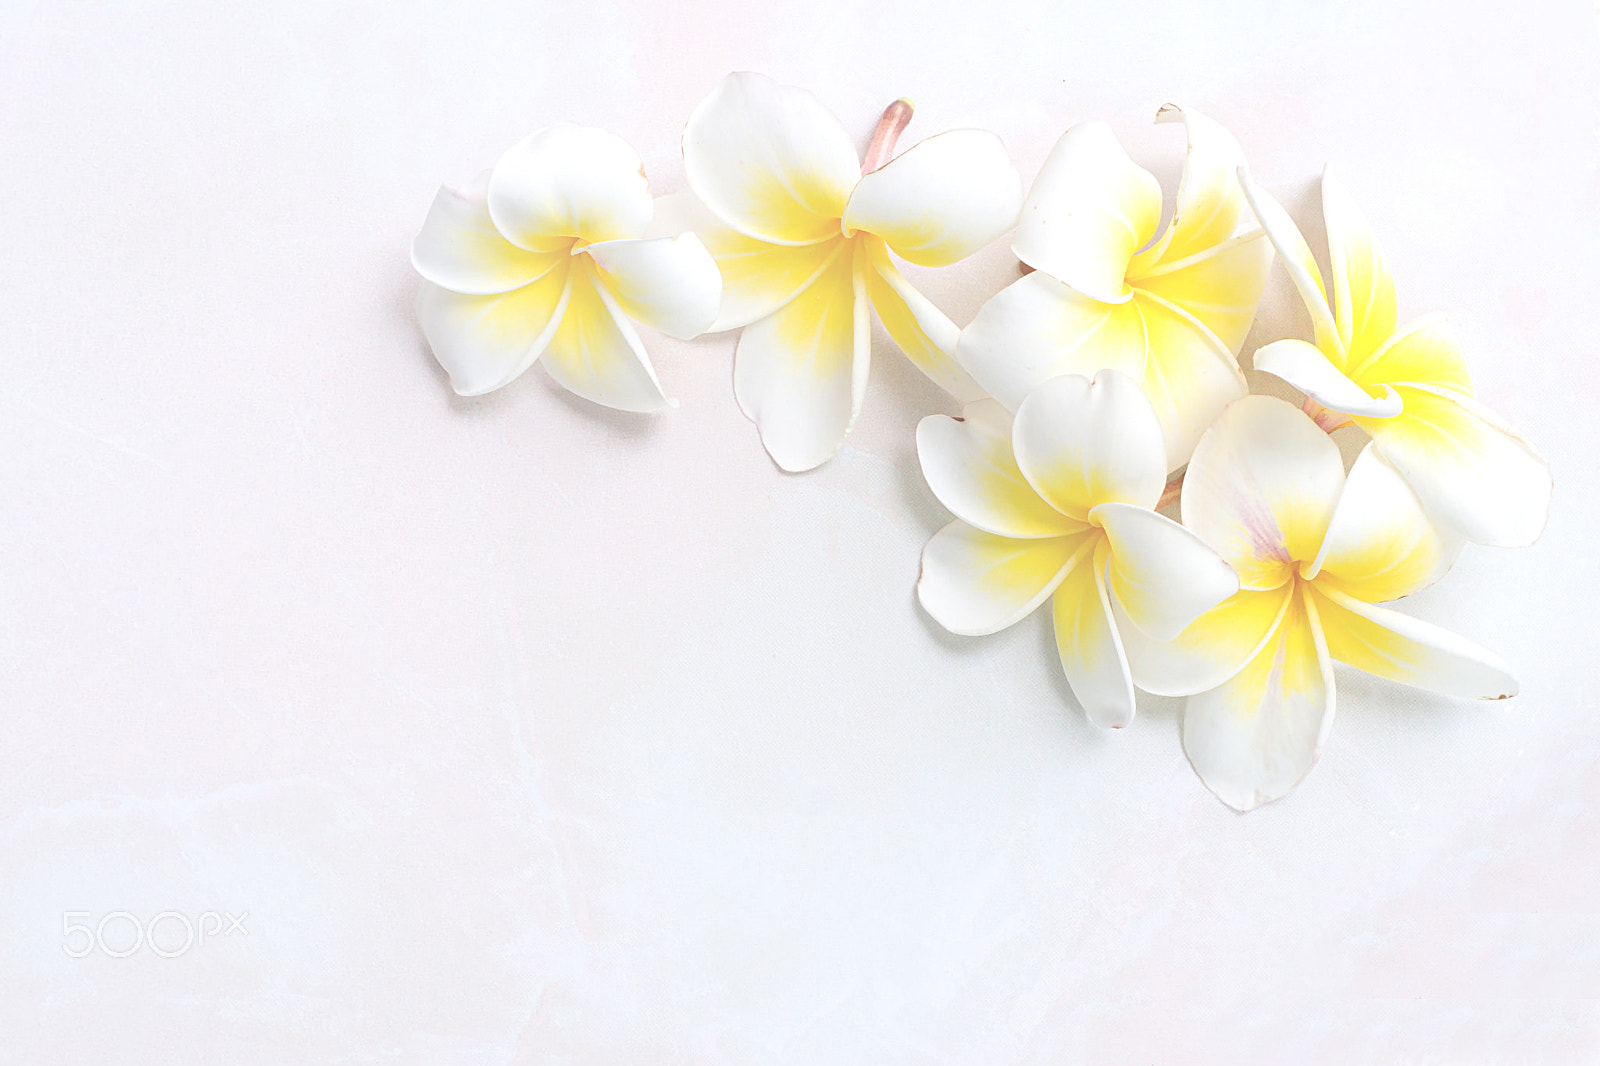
[{"x1": 2, "y1": 0, "x2": 1597, "y2": 1062}]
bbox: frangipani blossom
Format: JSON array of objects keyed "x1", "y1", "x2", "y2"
[
  {"x1": 414, "y1": 125, "x2": 721, "y2": 411},
  {"x1": 1239, "y1": 168, "x2": 1551, "y2": 547},
  {"x1": 958, "y1": 106, "x2": 1275, "y2": 471},
  {"x1": 1122, "y1": 395, "x2": 1517, "y2": 811},
  {"x1": 683, "y1": 72, "x2": 1023, "y2": 471},
  {"x1": 917, "y1": 370, "x2": 1237, "y2": 727}
]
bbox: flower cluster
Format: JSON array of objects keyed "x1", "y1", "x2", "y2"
[{"x1": 412, "y1": 73, "x2": 1551, "y2": 810}]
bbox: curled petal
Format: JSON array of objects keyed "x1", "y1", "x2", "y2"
[
  {"x1": 586, "y1": 234, "x2": 721, "y2": 340},
  {"x1": 917, "y1": 402, "x2": 1087, "y2": 539},
  {"x1": 957, "y1": 271, "x2": 1147, "y2": 411},
  {"x1": 843, "y1": 129, "x2": 1022, "y2": 267},
  {"x1": 1358, "y1": 383, "x2": 1552, "y2": 547},
  {"x1": 1347, "y1": 313, "x2": 1473, "y2": 395},
  {"x1": 861, "y1": 240, "x2": 984, "y2": 401},
  {"x1": 540, "y1": 263, "x2": 670, "y2": 412},
  {"x1": 1053, "y1": 540, "x2": 1135, "y2": 728},
  {"x1": 1238, "y1": 169, "x2": 1343, "y2": 361},
  {"x1": 1308, "y1": 444, "x2": 1462, "y2": 602},
  {"x1": 417, "y1": 267, "x2": 572, "y2": 396},
  {"x1": 1311, "y1": 586, "x2": 1518, "y2": 700},
  {"x1": 1012, "y1": 122, "x2": 1162, "y2": 303},
  {"x1": 1181, "y1": 587, "x2": 1335, "y2": 812},
  {"x1": 488, "y1": 125, "x2": 652, "y2": 250},
  {"x1": 1182, "y1": 395, "x2": 1345, "y2": 589},
  {"x1": 1322, "y1": 167, "x2": 1398, "y2": 360},
  {"x1": 1253, "y1": 338, "x2": 1402, "y2": 418},
  {"x1": 1128, "y1": 104, "x2": 1251, "y2": 272},
  {"x1": 732, "y1": 243, "x2": 865, "y2": 471},
  {"x1": 1012, "y1": 370, "x2": 1166, "y2": 521},
  {"x1": 918, "y1": 524, "x2": 1094, "y2": 636},
  {"x1": 683, "y1": 71, "x2": 861, "y2": 246},
  {"x1": 1132, "y1": 291, "x2": 1249, "y2": 472},
  {"x1": 1094, "y1": 501, "x2": 1239, "y2": 643},
  {"x1": 1131, "y1": 230, "x2": 1274, "y2": 356},
  {"x1": 412, "y1": 172, "x2": 565, "y2": 295},
  {"x1": 1120, "y1": 584, "x2": 1294, "y2": 698}
]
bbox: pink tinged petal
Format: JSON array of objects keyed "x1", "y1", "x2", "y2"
[
  {"x1": 1012, "y1": 369, "x2": 1166, "y2": 521},
  {"x1": 1347, "y1": 312, "x2": 1473, "y2": 395},
  {"x1": 1094, "y1": 501, "x2": 1239, "y2": 642},
  {"x1": 860, "y1": 239, "x2": 985, "y2": 401},
  {"x1": 416, "y1": 266, "x2": 572, "y2": 396},
  {"x1": 585, "y1": 233, "x2": 721, "y2": 340},
  {"x1": 732, "y1": 242, "x2": 864, "y2": 471},
  {"x1": 956, "y1": 271, "x2": 1148, "y2": 411},
  {"x1": 1012, "y1": 122, "x2": 1163, "y2": 303},
  {"x1": 1238, "y1": 169, "x2": 1344, "y2": 362},
  {"x1": 1130, "y1": 291, "x2": 1249, "y2": 472},
  {"x1": 1130, "y1": 230, "x2": 1274, "y2": 356},
  {"x1": 1322, "y1": 167, "x2": 1398, "y2": 361},
  {"x1": 487, "y1": 125, "x2": 653, "y2": 251},
  {"x1": 842, "y1": 129, "x2": 1022, "y2": 267},
  {"x1": 539, "y1": 262, "x2": 671, "y2": 412},
  {"x1": 918, "y1": 523, "x2": 1094, "y2": 636},
  {"x1": 1127, "y1": 104, "x2": 1252, "y2": 273},
  {"x1": 1310, "y1": 586, "x2": 1518, "y2": 700},
  {"x1": 1357, "y1": 383, "x2": 1552, "y2": 548},
  {"x1": 1121, "y1": 584, "x2": 1294, "y2": 698},
  {"x1": 412, "y1": 171, "x2": 566, "y2": 295},
  {"x1": 916, "y1": 401, "x2": 1088, "y2": 539},
  {"x1": 1181, "y1": 586, "x2": 1336, "y2": 811},
  {"x1": 1252, "y1": 338, "x2": 1402, "y2": 418},
  {"x1": 1182, "y1": 395, "x2": 1345, "y2": 589},
  {"x1": 1308, "y1": 444, "x2": 1462, "y2": 602},
  {"x1": 682, "y1": 71, "x2": 862, "y2": 247},
  {"x1": 1053, "y1": 539, "x2": 1136, "y2": 728}
]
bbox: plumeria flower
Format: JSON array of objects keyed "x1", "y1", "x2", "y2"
[
  {"x1": 958, "y1": 106, "x2": 1275, "y2": 472},
  {"x1": 916, "y1": 369, "x2": 1237, "y2": 727},
  {"x1": 1121, "y1": 395, "x2": 1518, "y2": 811},
  {"x1": 413, "y1": 125, "x2": 722, "y2": 411},
  {"x1": 1237, "y1": 168, "x2": 1551, "y2": 546},
  {"x1": 682, "y1": 72, "x2": 1023, "y2": 471}
]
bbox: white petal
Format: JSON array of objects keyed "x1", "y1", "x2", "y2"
[
  {"x1": 861, "y1": 240, "x2": 985, "y2": 401},
  {"x1": 1182, "y1": 587, "x2": 1335, "y2": 811},
  {"x1": 1132, "y1": 291, "x2": 1249, "y2": 472},
  {"x1": 1253, "y1": 338, "x2": 1402, "y2": 417},
  {"x1": 1120, "y1": 584, "x2": 1294, "y2": 698},
  {"x1": 1322, "y1": 167, "x2": 1398, "y2": 360},
  {"x1": 1308, "y1": 444, "x2": 1462, "y2": 603},
  {"x1": 843, "y1": 129, "x2": 1022, "y2": 267},
  {"x1": 1012, "y1": 369, "x2": 1166, "y2": 521},
  {"x1": 1237, "y1": 168, "x2": 1343, "y2": 360},
  {"x1": 1013, "y1": 122, "x2": 1162, "y2": 303},
  {"x1": 412, "y1": 171, "x2": 565, "y2": 295},
  {"x1": 1053, "y1": 540, "x2": 1137, "y2": 728},
  {"x1": 416, "y1": 268, "x2": 572, "y2": 396},
  {"x1": 918, "y1": 523, "x2": 1093, "y2": 636},
  {"x1": 956, "y1": 271, "x2": 1148, "y2": 412},
  {"x1": 1360, "y1": 383, "x2": 1552, "y2": 548},
  {"x1": 585, "y1": 234, "x2": 721, "y2": 339},
  {"x1": 1182, "y1": 395, "x2": 1345, "y2": 590},
  {"x1": 539, "y1": 263, "x2": 671, "y2": 412},
  {"x1": 732, "y1": 242, "x2": 865, "y2": 471},
  {"x1": 1127, "y1": 104, "x2": 1251, "y2": 272},
  {"x1": 917, "y1": 401, "x2": 1087, "y2": 539},
  {"x1": 682, "y1": 71, "x2": 861, "y2": 247},
  {"x1": 1094, "y1": 501, "x2": 1238, "y2": 642},
  {"x1": 487, "y1": 125, "x2": 652, "y2": 250},
  {"x1": 1312, "y1": 586, "x2": 1518, "y2": 700}
]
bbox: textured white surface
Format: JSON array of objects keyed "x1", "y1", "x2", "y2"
[{"x1": 1, "y1": 0, "x2": 1597, "y2": 1062}]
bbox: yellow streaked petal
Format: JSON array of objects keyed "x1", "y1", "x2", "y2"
[
  {"x1": 1181, "y1": 585, "x2": 1335, "y2": 811},
  {"x1": 1252, "y1": 338, "x2": 1402, "y2": 419},
  {"x1": 1131, "y1": 290, "x2": 1248, "y2": 472},
  {"x1": 412, "y1": 171, "x2": 566, "y2": 295},
  {"x1": 416, "y1": 264, "x2": 572, "y2": 396},
  {"x1": 1012, "y1": 122, "x2": 1163, "y2": 303},
  {"x1": 1053, "y1": 537, "x2": 1136, "y2": 728},
  {"x1": 1346, "y1": 313, "x2": 1473, "y2": 395},
  {"x1": 861, "y1": 239, "x2": 985, "y2": 401},
  {"x1": 916, "y1": 401, "x2": 1088, "y2": 539},
  {"x1": 918, "y1": 523, "x2": 1094, "y2": 636},
  {"x1": 1238, "y1": 170, "x2": 1343, "y2": 361},
  {"x1": 699, "y1": 225, "x2": 841, "y2": 333},
  {"x1": 1322, "y1": 168, "x2": 1398, "y2": 362},
  {"x1": 1094, "y1": 501, "x2": 1238, "y2": 643},
  {"x1": 585, "y1": 233, "x2": 721, "y2": 340},
  {"x1": 1129, "y1": 230, "x2": 1273, "y2": 355},
  {"x1": 1311, "y1": 585, "x2": 1517, "y2": 699},
  {"x1": 487, "y1": 125, "x2": 653, "y2": 249},
  {"x1": 1128, "y1": 104, "x2": 1252, "y2": 272},
  {"x1": 539, "y1": 261, "x2": 670, "y2": 412},
  {"x1": 1011, "y1": 369, "x2": 1166, "y2": 521},
  {"x1": 1120, "y1": 583, "x2": 1294, "y2": 698}
]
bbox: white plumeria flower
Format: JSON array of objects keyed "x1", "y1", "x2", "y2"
[
  {"x1": 916, "y1": 369, "x2": 1238, "y2": 727},
  {"x1": 1122, "y1": 394, "x2": 1518, "y2": 811},
  {"x1": 682, "y1": 72, "x2": 1023, "y2": 472},
  {"x1": 1238, "y1": 168, "x2": 1551, "y2": 546},
  {"x1": 958, "y1": 106, "x2": 1275, "y2": 472},
  {"x1": 413, "y1": 125, "x2": 722, "y2": 411}
]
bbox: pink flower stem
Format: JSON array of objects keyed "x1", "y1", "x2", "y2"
[
  {"x1": 1302, "y1": 396, "x2": 1353, "y2": 433},
  {"x1": 862, "y1": 98, "x2": 914, "y2": 175},
  {"x1": 1157, "y1": 476, "x2": 1184, "y2": 511}
]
